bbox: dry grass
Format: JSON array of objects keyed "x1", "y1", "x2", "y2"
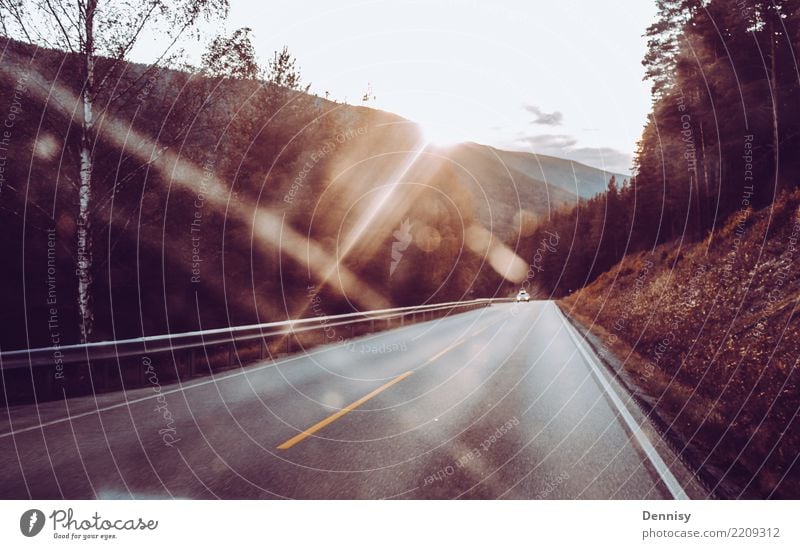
[{"x1": 562, "y1": 190, "x2": 800, "y2": 498}]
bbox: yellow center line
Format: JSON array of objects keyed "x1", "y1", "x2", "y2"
[
  {"x1": 276, "y1": 321, "x2": 496, "y2": 450},
  {"x1": 418, "y1": 321, "x2": 493, "y2": 365},
  {"x1": 277, "y1": 370, "x2": 414, "y2": 450},
  {"x1": 424, "y1": 341, "x2": 463, "y2": 364}
]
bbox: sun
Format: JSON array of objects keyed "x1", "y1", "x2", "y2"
[{"x1": 418, "y1": 120, "x2": 467, "y2": 148}]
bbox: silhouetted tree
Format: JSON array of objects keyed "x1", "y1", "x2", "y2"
[{"x1": 202, "y1": 27, "x2": 260, "y2": 80}]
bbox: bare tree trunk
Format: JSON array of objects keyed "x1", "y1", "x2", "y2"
[
  {"x1": 77, "y1": 0, "x2": 97, "y2": 343},
  {"x1": 699, "y1": 120, "x2": 709, "y2": 231},
  {"x1": 770, "y1": 14, "x2": 780, "y2": 192}
]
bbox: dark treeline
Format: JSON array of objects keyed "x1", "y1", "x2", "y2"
[{"x1": 516, "y1": 0, "x2": 800, "y2": 296}]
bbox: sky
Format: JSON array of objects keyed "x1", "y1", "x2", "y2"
[{"x1": 135, "y1": 0, "x2": 658, "y2": 174}]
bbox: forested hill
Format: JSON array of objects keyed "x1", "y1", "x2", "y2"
[
  {"x1": 564, "y1": 188, "x2": 800, "y2": 498},
  {"x1": 0, "y1": 37, "x2": 601, "y2": 349},
  {"x1": 514, "y1": 0, "x2": 800, "y2": 297},
  {"x1": 0, "y1": 37, "x2": 453, "y2": 348}
]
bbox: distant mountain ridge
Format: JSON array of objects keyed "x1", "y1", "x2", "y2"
[
  {"x1": 421, "y1": 143, "x2": 578, "y2": 239},
  {"x1": 461, "y1": 142, "x2": 629, "y2": 199},
  {"x1": 398, "y1": 140, "x2": 626, "y2": 239}
]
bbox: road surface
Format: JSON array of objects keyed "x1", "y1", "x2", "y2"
[{"x1": 0, "y1": 301, "x2": 704, "y2": 499}]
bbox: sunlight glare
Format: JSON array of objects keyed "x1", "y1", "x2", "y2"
[{"x1": 418, "y1": 120, "x2": 466, "y2": 148}]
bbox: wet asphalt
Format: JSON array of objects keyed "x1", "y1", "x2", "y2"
[{"x1": 0, "y1": 301, "x2": 680, "y2": 499}]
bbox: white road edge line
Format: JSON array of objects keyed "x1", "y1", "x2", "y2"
[{"x1": 554, "y1": 303, "x2": 688, "y2": 500}]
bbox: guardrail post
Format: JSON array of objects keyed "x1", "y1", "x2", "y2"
[
  {"x1": 228, "y1": 344, "x2": 234, "y2": 368},
  {"x1": 260, "y1": 338, "x2": 266, "y2": 360},
  {"x1": 189, "y1": 348, "x2": 196, "y2": 377}
]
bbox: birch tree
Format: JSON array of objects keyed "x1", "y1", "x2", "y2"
[{"x1": 0, "y1": 0, "x2": 229, "y2": 342}]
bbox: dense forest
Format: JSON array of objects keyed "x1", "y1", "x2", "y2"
[{"x1": 515, "y1": 0, "x2": 800, "y2": 296}]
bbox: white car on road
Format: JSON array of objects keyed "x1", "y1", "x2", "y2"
[{"x1": 515, "y1": 289, "x2": 530, "y2": 302}]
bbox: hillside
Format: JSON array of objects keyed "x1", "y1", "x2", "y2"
[
  {"x1": 562, "y1": 190, "x2": 800, "y2": 498},
  {"x1": 0, "y1": 37, "x2": 612, "y2": 351},
  {"x1": 427, "y1": 143, "x2": 578, "y2": 238}
]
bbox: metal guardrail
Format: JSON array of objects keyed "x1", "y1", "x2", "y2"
[
  {"x1": 0, "y1": 298, "x2": 509, "y2": 370},
  {"x1": 0, "y1": 297, "x2": 511, "y2": 405}
]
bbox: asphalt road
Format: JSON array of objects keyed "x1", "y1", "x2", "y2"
[{"x1": 0, "y1": 301, "x2": 704, "y2": 499}]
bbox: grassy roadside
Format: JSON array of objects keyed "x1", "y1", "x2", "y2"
[{"x1": 561, "y1": 190, "x2": 800, "y2": 498}]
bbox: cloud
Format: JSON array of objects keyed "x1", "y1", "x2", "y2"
[
  {"x1": 517, "y1": 133, "x2": 577, "y2": 150},
  {"x1": 524, "y1": 105, "x2": 563, "y2": 126},
  {"x1": 568, "y1": 147, "x2": 632, "y2": 173},
  {"x1": 514, "y1": 134, "x2": 632, "y2": 173}
]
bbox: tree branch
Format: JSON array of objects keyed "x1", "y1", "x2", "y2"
[{"x1": 42, "y1": 0, "x2": 76, "y2": 52}]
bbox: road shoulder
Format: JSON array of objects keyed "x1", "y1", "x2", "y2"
[{"x1": 556, "y1": 302, "x2": 710, "y2": 500}]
